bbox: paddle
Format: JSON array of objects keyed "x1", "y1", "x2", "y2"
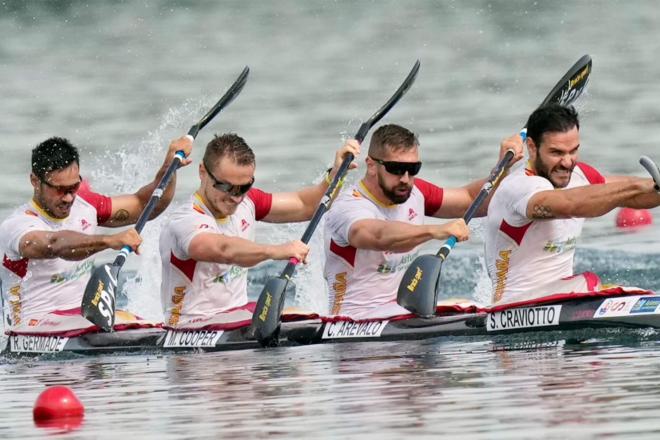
[
  {"x1": 397, "y1": 55, "x2": 593, "y2": 317},
  {"x1": 252, "y1": 60, "x2": 421, "y2": 347},
  {"x1": 81, "y1": 66, "x2": 250, "y2": 331},
  {"x1": 640, "y1": 155, "x2": 660, "y2": 192}
]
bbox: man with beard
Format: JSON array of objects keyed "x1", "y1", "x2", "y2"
[
  {"x1": 485, "y1": 104, "x2": 660, "y2": 303},
  {"x1": 160, "y1": 133, "x2": 359, "y2": 326},
  {"x1": 0, "y1": 135, "x2": 192, "y2": 326},
  {"x1": 324, "y1": 124, "x2": 522, "y2": 319}
]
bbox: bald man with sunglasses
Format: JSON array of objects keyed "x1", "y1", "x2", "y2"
[
  {"x1": 324, "y1": 124, "x2": 523, "y2": 319},
  {"x1": 159, "y1": 133, "x2": 359, "y2": 326},
  {"x1": 0, "y1": 135, "x2": 192, "y2": 326}
]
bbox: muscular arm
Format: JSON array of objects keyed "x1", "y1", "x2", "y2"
[
  {"x1": 19, "y1": 230, "x2": 124, "y2": 261},
  {"x1": 348, "y1": 219, "x2": 464, "y2": 253},
  {"x1": 526, "y1": 178, "x2": 659, "y2": 219},
  {"x1": 433, "y1": 134, "x2": 524, "y2": 219},
  {"x1": 261, "y1": 140, "x2": 361, "y2": 223},
  {"x1": 187, "y1": 233, "x2": 295, "y2": 267},
  {"x1": 432, "y1": 178, "x2": 485, "y2": 218},
  {"x1": 605, "y1": 175, "x2": 660, "y2": 209},
  {"x1": 261, "y1": 183, "x2": 327, "y2": 223}
]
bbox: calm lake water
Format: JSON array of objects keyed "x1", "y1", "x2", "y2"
[{"x1": 1, "y1": 0, "x2": 659, "y2": 438}]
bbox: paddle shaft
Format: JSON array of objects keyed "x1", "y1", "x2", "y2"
[
  {"x1": 436, "y1": 149, "x2": 515, "y2": 260},
  {"x1": 278, "y1": 121, "x2": 375, "y2": 278}
]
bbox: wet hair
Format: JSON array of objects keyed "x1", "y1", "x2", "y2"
[
  {"x1": 368, "y1": 124, "x2": 419, "y2": 157},
  {"x1": 31, "y1": 137, "x2": 80, "y2": 181},
  {"x1": 203, "y1": 133, "x2": 256, "y2": 167},
  {"x1": 526, "y1": 104, "x2": 580, "y2": 148}
]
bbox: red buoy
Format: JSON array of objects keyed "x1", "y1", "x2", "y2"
[
  {"x1": 615, "y1": 208, "x2": 653, "y2": 229},
  {"x1": 33, "y1": 386, "x2": 85, "y2": 427}
]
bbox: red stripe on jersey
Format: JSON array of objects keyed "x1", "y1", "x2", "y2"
[
  {"x1": 576, "y1": 162, "x2": 606, "y2": 184},
  {"x1": 3, "y1": 254, "x2": 28, "y2": 278},
  {"x1": 247, "y1": 187, "x2": 273, "y2": 221},
  {"x1": 170, "y1": 252, "x2": 197, "y2": 282},
  {"x1": 499, "y1": 220, "x2": 532, "y2": 246},
  {"x1": 330, "y1": 239, "x2": 357, "y2": 267},
  {"x1": 78, "y1": 188, "x2": 113, "y2": 224},
  {"x1": 413, "y1": 178, "x2": 444, "y2": 216}
]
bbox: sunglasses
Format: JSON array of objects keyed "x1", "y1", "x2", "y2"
[
  {"x1": 370, "y1": 157, "x2": 422, "y2": 176},
  {"x1": 204, "y1": 161, "x2": 254, "y2": 196},
  {"x1": 41, "y1": 176, "x2": 83, "y2": 196}
]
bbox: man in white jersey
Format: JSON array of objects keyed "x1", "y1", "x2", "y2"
[
  {"x1": 0, "y1": 135, "x2": 193, "y2": 326},
  {"x1": 485, "y1": 104, "x2": 660, "y2": 303},
  {"x1": 160, "y1": 133, "x2": 359, "y2": 325},
  {"x1": 324, "y1": 124, "x2": 524, "y2": 319}
]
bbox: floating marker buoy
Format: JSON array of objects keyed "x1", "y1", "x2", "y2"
[
  {"x1": 33, "y1": 386, "x2": 84, "y2": 429},
  {"x1": 615, "y1": 208, "x2": 653, "y2": 229}
]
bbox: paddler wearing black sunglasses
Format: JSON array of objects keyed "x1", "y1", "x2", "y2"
[
  {"x1": 159, "y1": 132, "x2": 359, "y2": 326},
  {"x1": 324, "y1": 124, "x2": 523, "y2": 319},
  {"x1": 0, "y1": 135, "x2": 193, "y2": 326}
]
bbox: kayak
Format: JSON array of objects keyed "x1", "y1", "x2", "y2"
[{"x1": 3, "y1": 286, "x2": 660, "y2": 356}]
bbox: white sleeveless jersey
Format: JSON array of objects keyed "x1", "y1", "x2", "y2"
[
  {"x1": 0, "y1": 190, "x2": 112, "y2": 325},
  {"x1": 484, "y1": 161, "x2": 605, "y2": 302},
  {"x1": 324, "y1": 178, "x2": 444, "y2": 318},
  {"x1": 159, "y1": 190, "x2": 272, "y2": 325}
]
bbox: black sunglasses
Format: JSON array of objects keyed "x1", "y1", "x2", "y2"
[
  {"x1": 370, "y1": 157, "x2": 422, "y2": 176},
  {"x1": 204, "y1": 161, "x2": 254, "y2": 196},
  {"x1": 41, "y1": 176, "x2": 83, "y2": 195}
]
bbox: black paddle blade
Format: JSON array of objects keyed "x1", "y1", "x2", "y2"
[
  {"x1": 540, "y1": 54, "x2": 591, "y2": 107},
  {"x1": 640, "y1": 155, "x2": 660, "y2": 191},
  {"x1": 188, "y1": 66, "x2": 250, "y2": 138},
  {"x1": 252, "y1": 277, "x2": 290, "y2": 346},
  {"x1": 81, "y1": 263, "x2": 120, "y2": 331},
  {"x1": 397, "y1": 254, "x2": 444, "y2": 317}
]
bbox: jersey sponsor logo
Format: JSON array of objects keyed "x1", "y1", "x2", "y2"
[
  {"x1": 408, "y1": 208, "x2": 417, "y2": 221},
  {"x1": 487, "y1": 305, "x2": 562, "y2": 331},
  {"x1": 543, "y1": 237, "x2": 577, "y2": 254},
  {"x1": 212, "y1": 266, "x2": 246, "y2": 284},
  {"x1": 50, "y1": 260, "x2": 94, "y2": 284},
  {"x1": 9, "y1": 335, "x2": 68, "y2": 353},
  {"x1": 163, "y1": 330, "x2": 224, "y2": 348},
  {"x1": 198, "y1": 224, "x2": 209, "y2": 229},
  {"x1": 80, "y1": 218, "x2": 92, "y2": 231},
  {"x1": 595, "y1": 297, "x2": 638, "y2": 318},
  {"x1": 376, "y1": 252, "x2": 418, "y2": 274},
  {"x1": 240, "y1": 219, "x2": 250, "y2": 232},
  {"x1": 351, "y1": 189, "x2": 361, "y2": 198},
  {"x1": 24, "y1": 210, "x2": 38, "y2": 217},
  {"x1": 630, "y1": 297, "x2": 660, "y2": 314},
  {"x1": 493, "y1": 250, "x2": 511, "y2": 303},
  {"x1": 322, "y1": 320, "x2": 388, "y2": 339}
]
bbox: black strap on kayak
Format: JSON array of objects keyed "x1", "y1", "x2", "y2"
[
  {"x1": 81, "y1": 67, "x2": 250, "y2": 332},
  {"x1": 397, "y1": 55, "x2": 593, "y2": 318},
  {"x1": 252, "y1": 60, "x2": 421, "y2": 347}
]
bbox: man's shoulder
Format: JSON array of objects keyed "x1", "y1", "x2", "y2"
[{"x1": 1, "y1": 203, "x2": 41, "y2": 227}]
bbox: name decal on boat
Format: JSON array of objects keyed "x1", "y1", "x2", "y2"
[
  {"x1": 322, "y1": 320, "x2": 388, "y2": 339},
  {"x1": 487, "y1": 305, "x2": 562, "y2": 331},
  {"x1": 9, "y1": 335, "x2": 68, "y2": 353},
  {"x1": 163, "y1": 330, "x2": 224, "y2": 348}
]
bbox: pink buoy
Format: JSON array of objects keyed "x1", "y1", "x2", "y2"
[
  {"x1": 615, "y1": 208, "x2": 653, "y2": 229},
  {"x1": 33, "y1": 386, "x2": 85, "y2": 428}
]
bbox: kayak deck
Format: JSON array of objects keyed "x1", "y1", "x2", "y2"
[{"x1": 4, "y1": 290, "x2": 660, "y2": 356}]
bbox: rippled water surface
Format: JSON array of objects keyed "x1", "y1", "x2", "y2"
[{"x1": 1, "y1": 0, "x2": 660, "y2": 438}]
